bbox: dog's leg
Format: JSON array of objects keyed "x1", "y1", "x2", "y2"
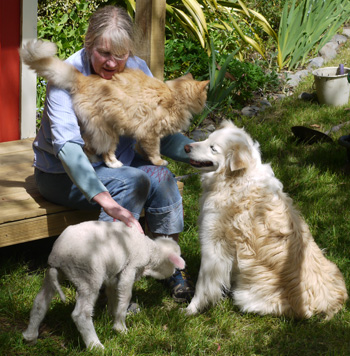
[
  {"x1": 22, "y1": 269, "x2": 58, "y2": 344},
  {"x1": 71, "y1": 286, "x2": 103, "y2": 350},
  {"x1": 137, "y1": 137, "x2": 168, "y2": 166},
  {"x1": 186, "y1": 243, "x2": 232, "y2": 315},
  {"x1": 112, "y1": 270, "x2": 136, "y2": 333}
]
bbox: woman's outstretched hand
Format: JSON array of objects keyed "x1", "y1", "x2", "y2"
[{"x1": 93, "y1": 191, "x2": 144, "y2": 234}]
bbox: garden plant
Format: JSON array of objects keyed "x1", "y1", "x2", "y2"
[{"x1": 1, "y1": 0, "x2": 350, "y2": 355}]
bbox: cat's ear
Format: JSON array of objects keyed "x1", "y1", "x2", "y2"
[
  {"x1": 201, "y1": 80, "x2": 210, "y2": 90},
  {"x1": 182, "y1": 72, "x2": 194, "y2": 80}
]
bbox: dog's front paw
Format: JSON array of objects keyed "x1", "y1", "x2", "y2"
[{"x1": 185, "y1": 303, "x2": 199, "y2": 315}]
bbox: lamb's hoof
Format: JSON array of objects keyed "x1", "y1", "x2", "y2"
[
  {"x1": 113, "y1": 323, "x2": 128, "y2": 334},
  {"x1": 22, "y1": 332, "x2": 38, "y2": 345},
  {"x1": 88, "y1": 341, "x2": 105, "y2": 350}
]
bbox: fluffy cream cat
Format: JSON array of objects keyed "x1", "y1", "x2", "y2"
[{"x1": 20, "y1": 40, "x2": 209, "y2": 167}]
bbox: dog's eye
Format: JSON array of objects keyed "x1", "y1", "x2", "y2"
[{"x1": 210, "y1": 145, "x2": 217, "y2": 153}]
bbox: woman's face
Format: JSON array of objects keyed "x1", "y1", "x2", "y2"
[{"x1": 90, "y1": 38, "x2": 129, "y2": 80}]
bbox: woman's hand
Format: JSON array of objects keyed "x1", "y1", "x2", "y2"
[{"x1": 93, "y1": 191, "x2": 144, "y2": 234}]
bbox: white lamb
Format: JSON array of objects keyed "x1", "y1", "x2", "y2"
[{"x1": 22, "y1": 221, "x2": 185, "y2": 349}]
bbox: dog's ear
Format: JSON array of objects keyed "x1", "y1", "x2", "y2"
[
  {"x1": 220, "y1": 120, "x2": 236, "y2": 130},
  {"x1": 168, "y1": 254, "x2": 185, "y2": 270},
  {"x1": 225, "y1": 142, "x2": 252, "y2": 172}
]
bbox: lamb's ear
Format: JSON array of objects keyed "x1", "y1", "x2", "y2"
[
  {"x1": 226, "y1": 142, "x2": 252, "y2": 172},
  {"x1": 168, "y1": 254, "x2": 185, "y2": 270}
]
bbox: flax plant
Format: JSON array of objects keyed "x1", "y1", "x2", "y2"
[
  {"x1": 277, "y1": 0, "x2": 350, "y2": 70},
  {"x1": 191, "y1": 39, "x2": 239, "y2": 128},
  {"x1": 125, "y1": 0, "x2": 277, "y2": 57}
]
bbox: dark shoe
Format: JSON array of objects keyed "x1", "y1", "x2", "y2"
[{"x1": 164, "y1": 268, "x2": 195, "y2": 303}]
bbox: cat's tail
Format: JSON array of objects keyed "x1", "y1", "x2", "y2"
[{"x1": 20, "y1": 40, "x2": 79, "y2": 92}]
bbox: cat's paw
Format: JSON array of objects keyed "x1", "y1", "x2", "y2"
[
  {"x1": 151, "y1": 159, "x2": 169, "y2": 166},
  {"x1": 105, "y1": 160, "x2": 123, "y2": 168}
]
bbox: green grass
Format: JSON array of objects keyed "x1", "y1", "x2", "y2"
[{"x1": 2, "y1": 44, "x2": 350, "y2": 356}]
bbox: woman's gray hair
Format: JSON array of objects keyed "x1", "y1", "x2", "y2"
[{"x1": 85, "y1": 6, "x2": 135, "y2": 58}]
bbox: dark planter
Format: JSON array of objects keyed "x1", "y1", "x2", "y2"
[{"x1": 339, "y1": 135, "x2": 350, "y2": 162}]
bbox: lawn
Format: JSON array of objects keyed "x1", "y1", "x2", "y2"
[{"x1": 1, "y1": 42, "x2": 350, "y2": 356}]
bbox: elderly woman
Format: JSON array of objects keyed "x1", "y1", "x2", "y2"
[{"x1": 33, "y1": 5, "x2": 194, "y2": 303}]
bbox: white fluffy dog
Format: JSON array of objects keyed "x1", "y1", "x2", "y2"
[
  {"x1": 184, "y1": 120, "x2": 347, "y2": 319},
  {"x1": 22, "y1": 221, "x2": 185, "y2": 349}
]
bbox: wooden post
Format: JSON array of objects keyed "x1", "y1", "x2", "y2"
[
  {"x1": 135, "y1": 0, "x2": 166, "y2": 80},
  {"x1": 20, "y1": 0, "x2": 37, "y2": 139}
]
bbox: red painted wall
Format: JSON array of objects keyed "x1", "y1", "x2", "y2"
[{"x1": 0, "y1": 0, "x2": 21, "y2": 142}]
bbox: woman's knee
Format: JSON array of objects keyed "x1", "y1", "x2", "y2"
[
  {"x1": 128, "y1": 169, "x2": 151, "y2": 201},
  {"x1": 139, "y1": 166, "x2": 180, "y2": 202}
]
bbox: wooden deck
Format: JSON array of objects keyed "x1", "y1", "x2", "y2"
[
  {"x1": 0, "y1": 139, "x2": 183, "y2": 248},
  {"x1": 0, "y1": 138, "x2": 100, "y2": 247}
]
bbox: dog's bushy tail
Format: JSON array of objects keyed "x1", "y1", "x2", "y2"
[{"x1": 20, "y1": 40, "x2": 79, "y2": 92}]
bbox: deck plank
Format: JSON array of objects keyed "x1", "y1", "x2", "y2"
[
  {"x1": 0, "y1": 139, "x2": 99, "y2": 246},
  {"x1": 0, "y1": 210, "x2": 99, "y2": 247}
]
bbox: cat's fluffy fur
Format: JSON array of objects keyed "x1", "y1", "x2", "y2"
[{"x1": 20, "y1": 40, "x2": 209, "y2": 167}]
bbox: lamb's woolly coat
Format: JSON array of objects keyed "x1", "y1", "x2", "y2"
[{"x1": 23, "y1": 221, "x2": 184, "y2": 349}]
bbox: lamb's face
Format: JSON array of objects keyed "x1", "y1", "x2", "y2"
[
  {"x1": 143, "y1": 237, "x2": 185, "y2": 279},
  {"x1": 146, "y1": 260, "x2": 177, "y2": 280}
]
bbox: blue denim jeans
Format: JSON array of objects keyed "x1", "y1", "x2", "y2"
[{"x1": 34, "y1": 155, "x2": 183, "y2": 235}]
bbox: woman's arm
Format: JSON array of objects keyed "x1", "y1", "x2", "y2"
[
  {"x1": 161, "y1": 133, "x2": 194, "y2": 163},
  {"x1": 58, "y1": 142, "x2": 143, "y2": 233}
]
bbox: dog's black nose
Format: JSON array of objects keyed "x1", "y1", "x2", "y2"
[{"x1": 184, "y1": 144, "x2": 192, "y2": 153}]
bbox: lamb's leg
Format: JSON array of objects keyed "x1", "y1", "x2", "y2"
[
  {"x1": 22, "y1": 269, "x2": 58, "y2": 344},
  {"x1": 112, "y1": 271, "x2": 136, "y2": 333},
  {"x1": 137, "y1": 137, "x2": 168, "y2": 166},
  {"x1": 71, "y1": 287, "x2": 103, "y2": 350}
]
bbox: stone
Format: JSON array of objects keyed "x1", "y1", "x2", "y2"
[
  {"x1": 307, "y1": 57, "x2": 324, "y2": 71},
  {"x1": 285, "y1": 73, "x2": 301, "y2": 87},
  {"x1": 241, "y1": 106, "x2": 261, "y2": 117},
  {"x1": 319, "y1": 42, "x2": 338, "y2": 62},
  {"x1": 295, "y1": 70, "x2": 309, "y2": 79},
  {"x1": 259, "y1": 99, "x2": 272, "y2": 109},
  {"x1": 331, "y1": 34, "x2": 348, "y2": 44},
  {"x1": 206, "y1": 124, "x2": 216, "y2": 132},
  {"x1": 190, "y1": 129, "x2": 210, "y2": 141},
  {"x1": 342, "y1": 28, "x2": 350, "y2": 38}
]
